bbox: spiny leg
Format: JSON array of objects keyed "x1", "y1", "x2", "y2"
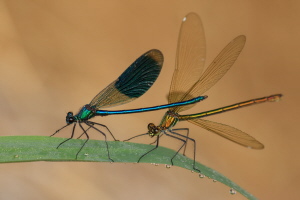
[
  {"x1": 75, "y1": 123, "x2": 90, "y2": 159},
  {"x1": 168, "y1": 130, "x2": 200, "y2": 173},
  {"x1": 85, "y1": 121, "x2": 114, "y2": 162},
  {"x1": 77, "y1": 126, "x2": 92, "y2": 139},
  {"x1": 137, "y1": 135, "x2": 160, "y2": 163},
  {"x1": 56, "y1": 123, "x2": 77, "y2": 149},
  {"x1": 172, "y1": 128, "x2": 189, "y2": 155},
  {"x1": 87, "y1": 121, "x2": 118, "y2": 141},
  {"x1": 123, "y1": 133, "x2": 148, "y2": 142},
  {"x1": 163, "y1": 131, "x2": 187, "y2": 165},
  {"x1": 50, "y1": 123, "x2": 71, "y2": 137},
  {"x1": 149, "y1": 134, "x2": 163, "y2": 145}
]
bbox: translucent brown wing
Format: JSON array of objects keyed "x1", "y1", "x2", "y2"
[
  {"x1": 168, "y1": 13, "x2": 206, "y2": 106},
  {"x1": 171, "y1": 35, "x2": 246, "y2": 113},
  {"x1": 188, "y1": 118, "x2": 264, "y2": 149}
]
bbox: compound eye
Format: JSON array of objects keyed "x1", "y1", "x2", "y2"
[
  {"x1": 66, "y1": 112, "x2": 75, "y2": 124},
  {"x1": 148, "y1": 123, "x2": 155, "y2": 129},
  {"x1": 148, "y1": 123, "x2": 160, "y2": 137},
  {"x1": 147, "y1": 123, "x2": 156, "y2": 132},
  {"x1": 68, "y1": 117, "x2": 75, "y2": 123}
]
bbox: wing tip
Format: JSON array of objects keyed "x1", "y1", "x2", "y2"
[
  {"x1": 235, "y1": 35, "x2": 247, "y2": 44},
  {"x1": 184, "y1": 12, "x2": 200, "y2": 21},
  {"x1": 146, "y1": 49, "x2": 164, "y2": 67},
  {"x1": 247, "y1": 143, "x2": 265, "y2": 149}
]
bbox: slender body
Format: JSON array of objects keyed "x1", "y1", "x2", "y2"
[
  {"x1": 52, "y1": 49, "x2": 205, "y2": 161},
  {"x1": 148, "y1": 94, "x2": 281, "y2": 149},
  {"x1": 125, "y1": 13, "x2": 282, "y2": 172},
  {"x1": 179, "y1": 94, "x2": 281, "y2": 120}
]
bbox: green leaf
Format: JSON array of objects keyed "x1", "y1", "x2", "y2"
[{"x1": 0, "y1": 136, "x2": 257, "y2": 199}]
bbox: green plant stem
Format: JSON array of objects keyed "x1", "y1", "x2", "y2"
[{"x1": 0, "y1": 136, "x2": 257, "y2": 199}]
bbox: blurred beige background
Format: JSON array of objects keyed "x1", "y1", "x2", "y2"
[{"x1": 0, "y1": 0, "x2": 298, "y2": 199}]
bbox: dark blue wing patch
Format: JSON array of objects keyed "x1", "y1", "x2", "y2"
[{"x1": 114, "y1": 49, "x2": 163, "y2": 98}]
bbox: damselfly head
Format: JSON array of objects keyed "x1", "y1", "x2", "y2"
[
  {"x1": 66, "y1": 112, "x2": 75, "y2": 124},
  {"x1": 148, "y1": 123, "x2": 160, "y2": 137}
]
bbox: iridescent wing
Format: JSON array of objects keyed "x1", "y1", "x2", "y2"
[
  {"x1": 89, "y1": 49, "x2": 163, "y2": 109},
  {"x1": 170, "y1": 35, "x2": 246, "y2": 113},
  {"x1": 168, "y1": 12, "x2": 206, "y2": 107},
  {"x1": 188, "y1": 118, "x2": 264, "y2": 149}
]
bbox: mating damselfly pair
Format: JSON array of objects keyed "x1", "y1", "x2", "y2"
[{"x1": 52, "y1": 13, "x2": 282, "y2": 172}]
